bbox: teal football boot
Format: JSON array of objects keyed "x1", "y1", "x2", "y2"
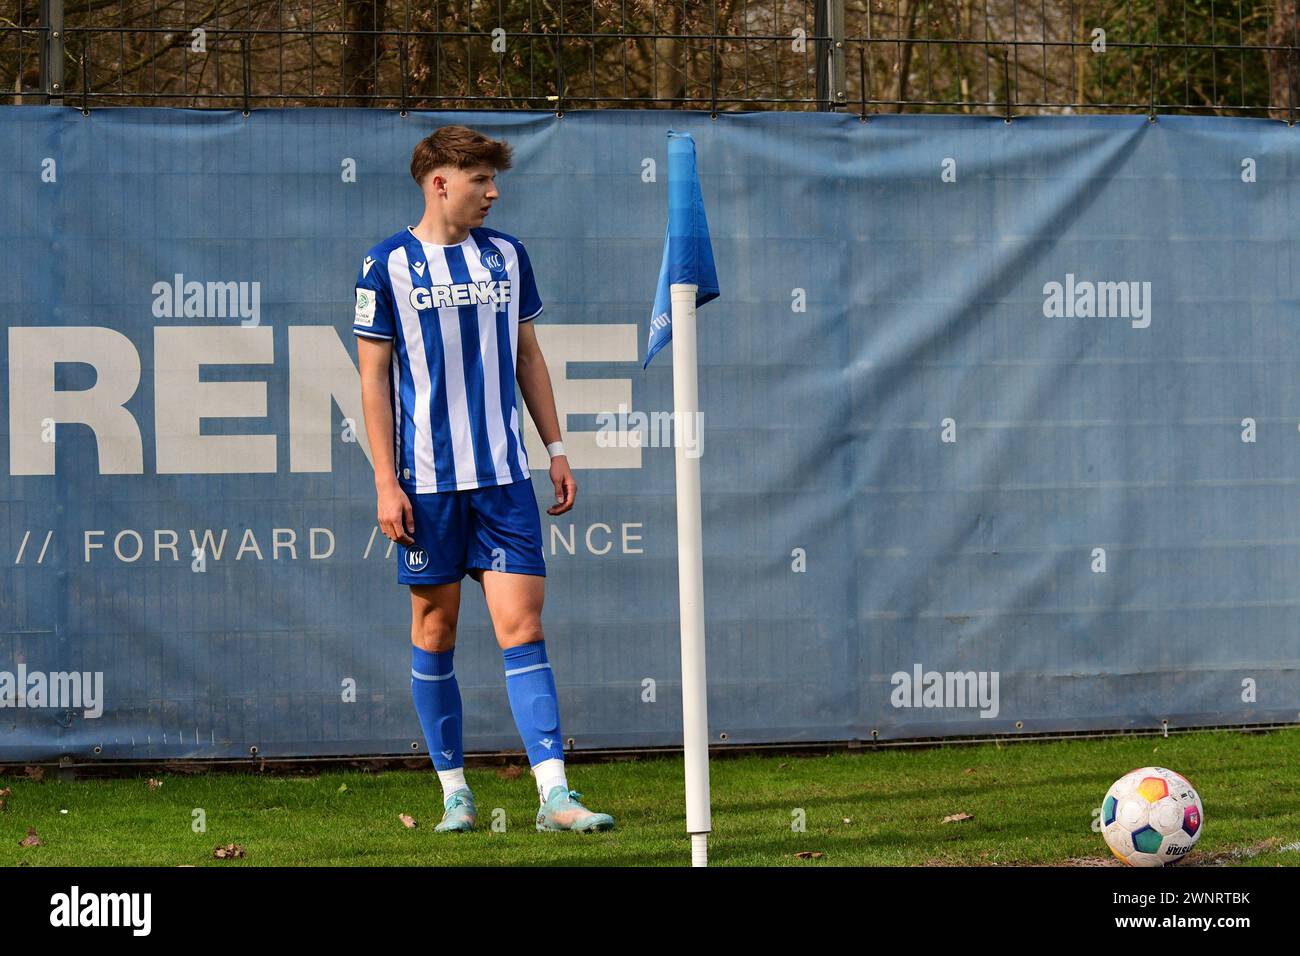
[
  {"x1": 535, "y1": 786, "x2": 615, "y2": 832},
  {"x1": 433, "y1": 787, "x2": 477, "y2": 833}
]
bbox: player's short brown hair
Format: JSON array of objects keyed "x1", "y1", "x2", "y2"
[{"x1": 410, "y1": 125, "x2": 513, "y2": 188}]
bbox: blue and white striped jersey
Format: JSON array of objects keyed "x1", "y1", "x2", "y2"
[{"x1": 353, "y1": 225, "x2": 544, "y2": 493}]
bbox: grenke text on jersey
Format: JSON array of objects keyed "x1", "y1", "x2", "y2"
[{"x1": 408, "y1": 279, "x2": 512, "y2": 310}]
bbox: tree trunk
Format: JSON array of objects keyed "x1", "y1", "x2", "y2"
[
  {"x1": 895, "y1": 0, "x2": 920, "y2": 111},
  {"x1": 341, "y1": 0, "x2": 388, "y2": 106},
  {"x1": 1266, "y1": 0, "x2": 1298, "y2": 122},
  {"x1": 653, "y1": 3, "x2": 685, "y2": 106}
]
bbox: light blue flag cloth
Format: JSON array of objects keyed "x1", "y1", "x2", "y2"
[{"x1": 643, "y1": 130, "x2": 720, "y2": 369}]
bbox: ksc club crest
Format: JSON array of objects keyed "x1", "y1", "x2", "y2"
[
  {"x1": 480, "y1": 248, "x2": 505, "y2": 273},
  {"x1": 404, "y1": 548, "x2": 429, "y2": 572}
]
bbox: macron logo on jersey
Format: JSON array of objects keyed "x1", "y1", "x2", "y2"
[
  {"x1": 362, "y1": 256, "x2": 375, "y2": 278},
  {"x1": 408, "y1": 280, "x2": 512, "y2": 311}
]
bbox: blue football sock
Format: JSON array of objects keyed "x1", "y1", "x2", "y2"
[
  {"x1": 411, "y1": 645, "x2": 464, "y2": 773},
  {"x1": 503, "y1": 641, "x2": 565, "y2": 767}
]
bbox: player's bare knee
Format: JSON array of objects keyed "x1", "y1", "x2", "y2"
[
  {"x1": 412, "y1": 618, "x2": 456, "y2": 652},
  {"x1": 498, "y1": 622, "x2": 543, "y2": 649},
  {"x1": 412, "y1": 630, "x2": 455, "y2": 653}
]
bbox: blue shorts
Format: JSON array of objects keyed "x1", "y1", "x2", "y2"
[{"x1": 398, "y1": 478, "x2": 547, "y2": 586}]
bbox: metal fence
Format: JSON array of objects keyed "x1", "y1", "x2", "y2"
[{"x1": 4, "y1": 2, "x2": 1299, "y2": 118}]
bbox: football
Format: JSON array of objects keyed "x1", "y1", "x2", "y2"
[{"x1": 1101, "y1": 766, "x2": 1204, "y2": 866}]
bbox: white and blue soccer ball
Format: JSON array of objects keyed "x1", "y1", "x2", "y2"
[{"x1": 1101, "y1": 766, "x2": 1204, "y2": 866}]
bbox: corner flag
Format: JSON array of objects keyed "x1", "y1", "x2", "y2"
[
  {"x1": 643, "y1": 131, "x2": 719, "y2": 369},
  {"x1": 645, "y1": 130, "x2": 719, "y2": 867}
]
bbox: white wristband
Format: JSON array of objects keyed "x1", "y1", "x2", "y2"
[{"x1": 546, "y1": 441, "x2": 566, "y2": 458}]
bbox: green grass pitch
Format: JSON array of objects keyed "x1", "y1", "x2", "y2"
[{"x1": 2, "y1": 728, "x2": 1297, "y2": 866}]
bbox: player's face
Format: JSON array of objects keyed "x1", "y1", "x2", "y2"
[{"x1": 440, "y1": 164, "x2": 499, "y2": 229}]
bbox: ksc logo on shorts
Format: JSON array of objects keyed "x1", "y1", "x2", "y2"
[
  {"x1": 480, "y1": 249, "x2": 505, "y2": 272},
  {"x1": 404, "y1": 548, "x2": 429, "y2": 572}
]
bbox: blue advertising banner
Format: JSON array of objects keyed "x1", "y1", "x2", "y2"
[{"x1": 1, "y1": 108, "x2": 1297, "y2": 761}]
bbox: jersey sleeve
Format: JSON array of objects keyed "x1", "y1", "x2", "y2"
[
  {"x1": 353, "y1": 254, "x2": 396, "y2": 340},
  {"x1": 516, "y1": 241, "x2": 543, "y2": 322}
]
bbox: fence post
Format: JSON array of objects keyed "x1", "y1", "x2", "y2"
[
  {"x1": 1290, "y1": 48, "x2": 1296, "y2": 127},
  {"x1": 1003, "y1": 48, "x2": 1013, "y2": 122},
  {"x1": 555, "y1": 8, "x2": 565, "y2": 115},
  {"x1": 1148, "y1": 58, "x2": 1157, "y2": 122},
  {"x1": 39, "y1": 0, "x2": 65, "y2": 106},
  {"x1": 241, "y1": 34, "x2": 251, "y2": 113},
  {"x1": 859, "y1": 43, "x2": 868, "y2": 120},
  {"x1": 829, "y1": 0, "x2": 845, "y2": 110},
  {"x1": 710, "y1": 32, "x2": 718, "y2": 115},
  {"x1": 399, "y1": 37, "x2": 408, "y2": 113},
  {"x1": 815, "y1": 0, "x2": 846, "y2": 111}
]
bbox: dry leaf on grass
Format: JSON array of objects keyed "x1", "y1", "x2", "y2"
[
  {"x1": 24, "y1": 766, "x2": 44, "y2": 782},
  {"x1": 793, "y1": 850, "x2": 824, "y2": 860},
  {"x1": 496, "y1": 765, "x2": 525, "y2": 780},
  {"x1": 399, "y1": 813, "x2": 418, "y2": 829},
  {"x1": 212, "y1": 843, "x2": 246, "y2": 859},
  {"x1": 963, "y1": 768, "x2": 976, "y2": 775},
  {"x1": 147, "y1": 778, "x2": 163, "y2": 791},
  {"x1": 19, "y1": 827, "x2": 42, "y2": 848},
  {"x1": 942, "y1": 812, "x2": 974, "y2": 823}
]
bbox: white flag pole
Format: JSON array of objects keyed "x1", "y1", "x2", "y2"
[{"x1": 670, "y1": 281, "x2": 712, "y2": 867}]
